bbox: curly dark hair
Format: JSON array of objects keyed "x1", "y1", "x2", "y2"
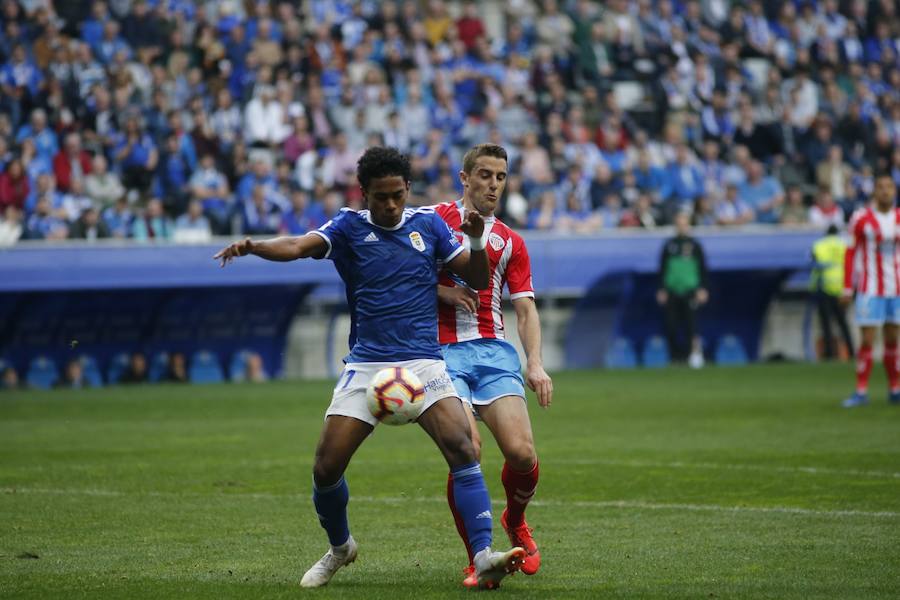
[{"x1": 356, "y1": 146, "x2": 411, "y2": 190}]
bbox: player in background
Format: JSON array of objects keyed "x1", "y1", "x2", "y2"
[
  {"x1": 214, "y1": 147, "x2": 525, "y2": 589},
  {"x1": 433, "y1": 144, "x2": 553, "y2": 587},
  {"x1": 841, "y1": 172, "x2": 900, "y2": 407}
]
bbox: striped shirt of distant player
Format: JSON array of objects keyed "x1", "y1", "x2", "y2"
[
  {"x1": 844, "y1": 206, "x2": 900, "y2": 297},
  {"x1": 435, "y1": 200, "x2": 534, "y2": 343}
]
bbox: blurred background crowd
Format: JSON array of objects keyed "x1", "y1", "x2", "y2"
[{"x1": 0, "y1": 0, "x2": 898, "y2": 245}]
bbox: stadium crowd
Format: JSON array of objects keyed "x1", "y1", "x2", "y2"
[{"x1": 0, "y1": 0, "x2": 898, "y2": 245}]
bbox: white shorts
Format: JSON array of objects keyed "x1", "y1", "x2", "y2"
[{"x1": 326, "y1": 359, "x2": 459, "y2": 427}]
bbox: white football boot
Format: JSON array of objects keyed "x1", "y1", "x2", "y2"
[
  {"x1": 300, "y1": 536, "x2": 358, "y2": 588},
  {"x1": 473, "y1": 546, "x2": 526, "y2": 589}
]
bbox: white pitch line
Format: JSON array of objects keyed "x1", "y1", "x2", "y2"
[
  {"x1": 2, "y1": 487, "x2": 898, "y2": 519},
  {"x1": 560, "y1": 458, "x2": 900, "y2": 480}
]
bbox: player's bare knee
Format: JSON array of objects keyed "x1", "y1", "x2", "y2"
[
  {"x1": 504, "y1": 440, "x2": 537, "y2": 471},
  {"x1": 442, "y1": 432, "x2": 478, "y2": 467}
]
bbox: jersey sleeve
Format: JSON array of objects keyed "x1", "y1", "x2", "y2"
[
  {"x1": 310, "y1": 209, "x2": 351, "y2": 261},
  {"x1": 507, "y1": 233, "x2": 535, "y2": 300},
  {"x1": 431, "y1": 211, "x2": 464, "y2": 263}
]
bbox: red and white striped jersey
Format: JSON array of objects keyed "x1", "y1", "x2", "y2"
[
  {"x1": 435, "y1": 201, "x2": 535, "y2": 344},
  {"x1": 844, "y1": 206, "x2": 900, "y2": 297}
]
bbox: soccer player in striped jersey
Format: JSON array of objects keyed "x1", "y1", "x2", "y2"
[
  {"x1": 433, "y1": 144, "x2": 553, "y2": 587},
  {"x1": 214, "y1": 147, "x2": 525, "y2": 589},
  {"x1": 842, "y1": 172, "x2": 900, "y2": 407}
]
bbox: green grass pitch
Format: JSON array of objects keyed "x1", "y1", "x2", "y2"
[{"x1": 2, "y1": 363, "x2": 899, "y2": 599}]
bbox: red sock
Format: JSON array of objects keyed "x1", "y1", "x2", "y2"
[
  {"x1": 501, "y1": 461, "x2": 539, "y2": 528},
  {"x1": 884, "y1": 342, "x2": 899, "y2": 392},
  {"x1": 446, "y1": 472, "x2": 474, "y2": 566},
  {"x1": 856, "y1": 344, "x2": 873, "y2": 393}
]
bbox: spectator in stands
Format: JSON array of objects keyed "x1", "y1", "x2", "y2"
[
  {"x1": 119, "y1": 352, "x2": 148, "y2": 384},
  {"x1": 0, "y1": 206, "x2": 23, "y2": 246},
  {"x1": 70, "y1": 207, "x2": 111, "y2": 241},
  {"x1": 56, "y1": 359, "x2": 88, "y2": 389},
  {"x1": 102, "y1": 195, "x2": 134, "y2": 239},
  {"x1": 113, "y1": 114, "x2": 158, "y2": 193},
  {"x1": 816, "y1": 145, "x2": 853, "y2": 205},
  {"x1": 739, "y1": 161, "x2": 784, "y2": 224},
  {"x1": 16, "y1": 109, "x2": 58, "y2": 162},
  {"x1": 52, "y1": 133, "x2": 92, "y2": 193},
  {"x1": 23, "y1": 196, "x2": 68, "y2": 240},
  {"x1": 173, "y1": 200, "x2": 212, "y2": 244},
  {"x1": 0, "y1": 157, "x2": 29, "y2": 212},
  {"x1": 84, "y1": 155, "x2": 124, "y2": 209},
  {"x1": 716, "y1": 183, "x2": 755, "y2": 226},
  {"x1": 1, "y1": 364, "x2": 20, "y2": 390},
  {"x1": 243, "y1": 183, "x2": 280, "y2": 235},
  {"x1": 657, "y1": 212, "x2": 709, "y2": 368},
  {"x1": 663, "y1": 144, "x2": 705, "y2": 217},
  {"x1": 157, "y1": 133, "x2": 191, "y2": 217},
  {"x1": 808, "y1": 189, "x2": 845, "y2": 230},
  {"x1": 780, "y1": 186, "x2": 809, "y2": 226},
  {"x1": 164, "y1": 352, "x2": 188, "y2": 383},
  {"x1": 280, "y1": 189, "x2": 323, "y2": 235},
  {"x1": 528, "y1": 189, "x2": 560, "y2": 231},
  {"x1": 189, "y1": 153, "x2": 232, "y2": 235},
  {"x1": 132, "y1": 198, "x2": 172, "y2": 241}
]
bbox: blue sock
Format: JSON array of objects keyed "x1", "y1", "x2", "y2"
[
  {"x1": 450, "y1": 462, "x2": 492, "y2": 555},
  {"x1": 312, "y1": 476, "x2": 350, "y2": 547}
]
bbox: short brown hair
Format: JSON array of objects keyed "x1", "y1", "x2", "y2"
[{"x1": 462, "y1": 143, "x2": 508, "y2": 174}]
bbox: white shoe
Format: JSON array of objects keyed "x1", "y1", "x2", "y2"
[
  {"x1": 688, "y1": 351, "x2": 704, "y2": 369},
  {"x1": 473, "y1": 546, "x2": 526, "y2": 589},
  {"x1": 300, "y1": 536, "x2": 358, "y2": 588}
]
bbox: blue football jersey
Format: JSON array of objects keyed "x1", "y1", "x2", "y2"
[{"x1": 312, "y1": 207, "x2": 464, "y2": 362}]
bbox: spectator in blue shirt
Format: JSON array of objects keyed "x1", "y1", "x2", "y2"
[
  {"x1": 662, "y1": 144, "x2": 705, "y2": 208},
  {"x1": 15, "y1": 109, "x2": 58, "y2": 162},
  {"x1": 242, "y1": 183, "x2": 281, "y2": 235},
  {"x1": 102, "y1": 196, "x2": 134, "y2": 238},
  {"x1": 280, "y1": 189, "x2": 325, "y2": 235},
  {"x1": 156, "y1": 133, "x2": 191, "y2": 216},
  {"x1": 190, "y1": 154, "x2": 232, "y2": 234},
  {"x1": 23, "y1": 196, "x2": 68, "y2": 240},
  {"x1": 94, "y1": 20, "x2": 132, "y2": 65},
  {"x1": 739, "y1": 161, "x2": 785, "y2": 224},
  {"x1": 237, "y1": 155, "x2": 277, "y2": 207},
  {"x1": 132, "y1": 197, "x2": 173, "y2": 241},
  {"x1": 113, "y1": 115, "x2": 159, "y2": 193}
]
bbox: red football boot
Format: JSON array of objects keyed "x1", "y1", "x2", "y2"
[{"x1": 501, "y1": 509, "x2": 541, "y2": 575}]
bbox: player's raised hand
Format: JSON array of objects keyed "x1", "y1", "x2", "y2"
[
  {"x1": 459, "y1": 210, "x2": 485, "y2": 239},
  {"x1": 526, "y1": 363, "x2": 553, "y2": 408},
  {"x1": 213, "y1": 238, "x2": 254, "y2": 267},
  {"x1": 438, "y1": 285, "x2": 479, "y2": 313}
]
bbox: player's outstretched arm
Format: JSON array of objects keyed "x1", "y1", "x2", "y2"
[
  {"x1": 213, "y1": 233, "x2": 328, "y2": 267},
  {"x1": 446, "y1": 211, "x2": 490, "y2": 290},
  {"x1": 513, "y1": 297, "x2": 553, "y2": 408}
]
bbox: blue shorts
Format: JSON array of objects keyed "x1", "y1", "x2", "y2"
[
  {"x1": 442, "y1": 339, "x2": 526, "y2": 406},
  {"x1": 855, "y1": 295, "x2": 900, "y2": 326}
]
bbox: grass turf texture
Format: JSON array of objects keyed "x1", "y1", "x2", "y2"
[{"x1": 1, "y1": 363, "x2": 899, "y2": 599}]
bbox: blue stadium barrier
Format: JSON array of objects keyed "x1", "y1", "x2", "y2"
[
  {"x1": 641, "y1": 336, "x2": 671, "y2": 368},
  {"x1": 229, "y1": 349, "x2": 254, "y2": 382},
  {"x1": 715, "y1": 335, "x2": 750, "y2": 366},
  {"x1": 189, "y1": 350, "x2": 224, "y2": 384},
  {"x1": 78, "y1": 355, "x2": 104, "y2": 387},
  {"x1": 26, "y1": 356, "x2": 59, "y2": 389},
  {"x1": 148, "y1": 352, "x2": 169, "y2": 383},
  {"x1": 605, "y1": 337, "x2": 638, "y2": 369},
  {"x1": 107, "y1": 353, "x2": 130, "y2": 385}
]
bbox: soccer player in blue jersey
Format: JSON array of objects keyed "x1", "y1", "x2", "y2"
[{"x1": 214, "y1": 147, "x2": 525, "y2": 589}]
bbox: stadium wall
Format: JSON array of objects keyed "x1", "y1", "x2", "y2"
[{"x1": 0, "y1": 229, "x2": 823, "y2": 381}]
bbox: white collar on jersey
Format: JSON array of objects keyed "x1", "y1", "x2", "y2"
[
  {"x1": 363, "y1": 208, "x2": 410, "y2": 231},
  {"x1": 455, "y1": 199, "x2": 496, "y2": 225}
]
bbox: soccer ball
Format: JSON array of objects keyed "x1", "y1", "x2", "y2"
[{"x1": 366, "y1": 367, "x2": 425, "y2": 425}]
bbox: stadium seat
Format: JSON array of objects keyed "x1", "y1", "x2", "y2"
[
  {"x1": 78, "y1": 355, "x2": 104, "y2": 387},
  {"x1": 715, "y1": 335, "x2": 749, "y2": 366},
  {"x1": 148, "y1": 352, "x2": 169, "y2": 383},
  {"x1": 229, "y1": 349, "x2": 254, "y2": 382},
  {"x1": 106, "y1": 352, "x2": 130, "y2": 384},
  {"x1": 26, "y1": 356, "x2": 59, "y2": 389},
  {"x1": 605, "y1": 337, "x2": 638, "y2": 369},
  {"x1": 189, "y1": 350, "x2": 224, "y2": 384},
  {"x1": 641, "y1": 336, "x2": 670, "y2": 368}
]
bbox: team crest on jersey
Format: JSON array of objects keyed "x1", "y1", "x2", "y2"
[
  {"x1": 409, "y1": 231, "x2": 426, "y2": 251},
  {"x1": 489, "y1": 232, "x2": 505, "y2": 252}
]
